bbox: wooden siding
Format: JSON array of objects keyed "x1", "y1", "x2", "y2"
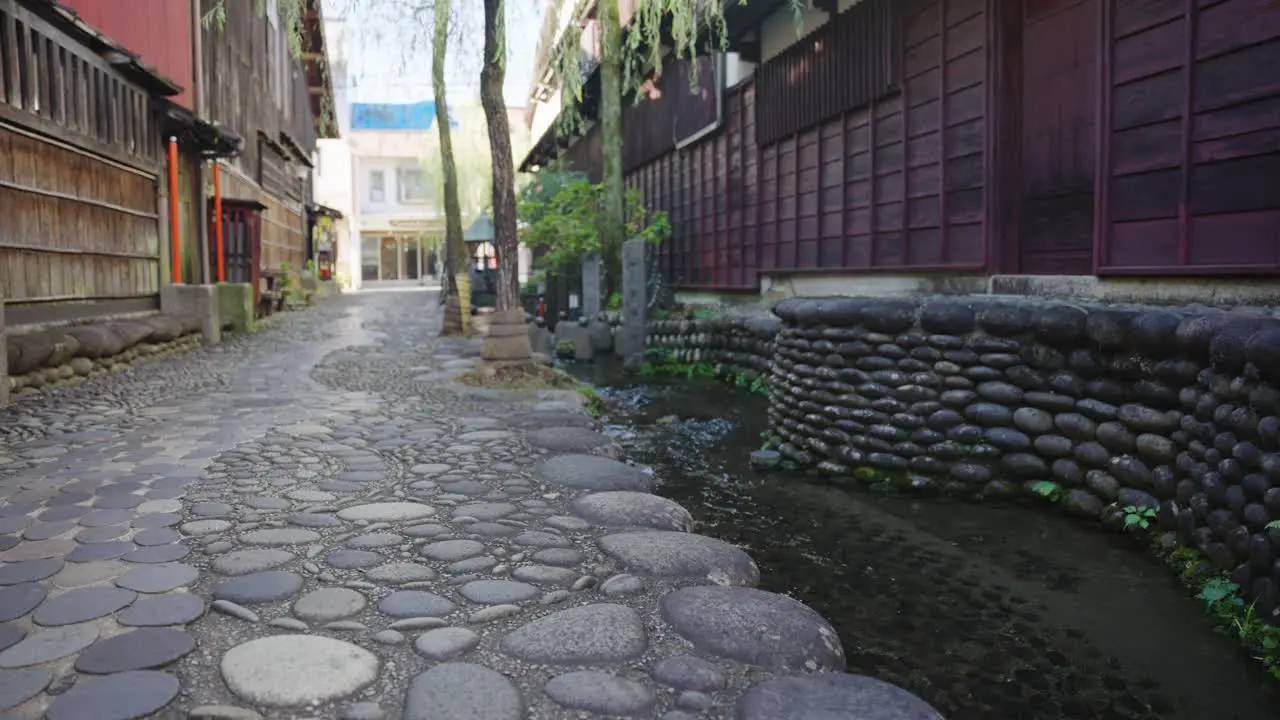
[
  {"x1": 0, "y1": 0, "x2": 161, "y2": 314},
  {"x1": 220, "y1": 164, "x2": 307, "y2": 277},
  {"x1": 1097, "y1": 0, "x2": 1280, "y2": 273},
  {"x1": 621, "y1": 55, "x2": 719, "y2": 172},
  {"x1": 755, "y1": 0, "x2": 903, "y2": 147},
  {"x1": 199, "y1": 0, "x2": 316, "y2": 277},
  {"x1": 57, "y1": 0, "x2": 194, "y2": 108},
  {"x1": 757, "y1": 0, "x2": 989, "y2": 277},
  {"x1": 582, "y1": 0, "x2": 992, "y2": 290}
]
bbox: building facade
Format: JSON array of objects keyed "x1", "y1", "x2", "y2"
[
  {"x1": 521, "y1": 0, "x2": 1280, "y2": 302},
  {"x1": 0, "y1": 0, "x2": 335, "y2": 329}
]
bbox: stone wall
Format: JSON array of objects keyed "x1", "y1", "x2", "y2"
[
  {"x1": 766, "y1": 296, "x2": 1280, "y2": 618},
  {"x1": 5, "y1": 314, "x2": 203, "y2": 398},
  {"x1": 644, "y1": 312, "x2": 780, "y2": 380}
]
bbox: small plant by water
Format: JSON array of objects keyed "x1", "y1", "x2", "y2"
[
  {"x1": 1122, "y1": 505, "x2": 1158, "y2": 530},
  {"x1": 1030, "y1": 481, "x2": 1062, "y2": 502},
  {"x1": 1195, "y1": 575, "x2": 1280, "y2": 680},
  {"x1": 576, "y1": 384, "x2": 607, "y2": 417}
]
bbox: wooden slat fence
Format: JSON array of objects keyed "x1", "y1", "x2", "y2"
[{"x1": 0, "y1": 0, "x2": 162, "y2": 321}]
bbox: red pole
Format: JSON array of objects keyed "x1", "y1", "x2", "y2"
[
  {"x1": 168, "y1": 137, "x2": 182, "y2": 284},
  {"x1": 213, "y1": 161, "x2": 225, "y2": 283}
]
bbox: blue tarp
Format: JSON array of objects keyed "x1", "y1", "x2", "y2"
[{"x1": 350, "y1": 101, "x2": 458, "y2": 130}]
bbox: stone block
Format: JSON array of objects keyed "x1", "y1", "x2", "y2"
[
  {"x1": 620, "y1": 239, "x2": 647, "y2": 369},
  {"x1": 481, "y1": 309, "x2": 534, "y2": 362},
  {"x1": 0, "y1": 299, "x2": 7, "y2": 408},
  {"x1": 161, "y1": 285, "x2": 221, "y2": 345},
  {"x1": 215, "y1": 284, "x2": 255, "y2": 334},
  {"x1": 582, "y1": 253, "x2": 602, "y2": 318}
]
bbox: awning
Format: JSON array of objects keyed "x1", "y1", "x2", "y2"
[{"x1": 162, "y1": 104, "x2": 244, "y2": 158}]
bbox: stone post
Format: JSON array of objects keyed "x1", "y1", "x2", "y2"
[
  {"x1": 581, "y1": 252, "x2": 602, "y2": 319},
  {"x1": 0, "y1": 299, "x2": 8, "y2": 408},
  {"x1": 620, "y1": 238, "x2": 646, "y2": 370},
  {"x1": 160, "y1": 285, "x2": 222, "y2": 345}
]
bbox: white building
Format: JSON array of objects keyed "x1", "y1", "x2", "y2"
[{"x1": 316, "y1": 16, "x2": 535, "y2": 294}]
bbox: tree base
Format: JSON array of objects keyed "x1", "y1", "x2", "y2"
[
  {"x1": 481, "y1": 308, "x2": 533, "y2": 362},
  {"x1": 441, "y1": 293, "x2": 465, "y2": 336}
]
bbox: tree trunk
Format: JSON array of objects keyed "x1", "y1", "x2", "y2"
[
  {"x1": 481, "y1": 0, "x2": 520, "y2": 315},
  {"x1": 598, "y1": 0, "x2": 625, "y2": 302},
  {"x1": 479, "y1": 0, "x2": 533, "y2": 365},
  {"x1": 434, "y1": 0, "x2": 469, "y2": 334}
]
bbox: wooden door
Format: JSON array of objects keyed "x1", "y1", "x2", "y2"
[{"x1": 1017, "y1": 0, "x2": 1098, "y2": 274}]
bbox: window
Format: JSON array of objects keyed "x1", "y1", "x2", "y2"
[
  {"x1": 368, "y1": 170, "x2": 386, "y2": 202},
  {"x1": 397, "y1": 167, "x2": 429, "y2": 204}
]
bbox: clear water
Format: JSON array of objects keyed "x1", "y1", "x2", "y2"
[{"x1": 568, "y1": 359, "x2": 1279, "y2": 720}]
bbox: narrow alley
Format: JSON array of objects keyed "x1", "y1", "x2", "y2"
[{"x1": 0, "y1": 291, "x2": 869, "y2": 720}]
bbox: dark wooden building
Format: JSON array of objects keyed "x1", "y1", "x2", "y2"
[
  {"x1": 0, "y1": 0, "x2": 336, "y2": 326},
  {"x1": 521, "y1": 0, "x2": 1280, "y2": 293},
  {"x1": 0, "y1": 0, "x2": 179, "y2": 325}
]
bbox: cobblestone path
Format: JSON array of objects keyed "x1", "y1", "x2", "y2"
[{"x1": 0, "y1": 291, "x2": 939, "y2": 720}]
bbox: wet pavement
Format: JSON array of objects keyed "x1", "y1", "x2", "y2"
[{"x1": 0, "y1": 291, "x2": 917, "y2": 720}]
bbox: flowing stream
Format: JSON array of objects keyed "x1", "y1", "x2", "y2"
[{"x1": 567, "y1": 359, "x2": 1279, "y2": 720}]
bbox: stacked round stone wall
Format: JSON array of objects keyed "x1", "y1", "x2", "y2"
[
  {"x1": 6, "y1": 314, "x2": 203, "y2": 397},
  {"x1": 645, "y1": 314, "x2": 779, "y2": 381},
  {"x1": 767, "y1": 296, "x2": 1280, "y2": 618}
]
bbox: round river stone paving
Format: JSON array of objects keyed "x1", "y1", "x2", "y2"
[
  {"x1": 451, "y1": 503, "x2": 517, "y2": 521},
  {"x1": 413, "y1": 627, "x2": 480, "y2": 661},
  {"x1": 499, "y1": 603, "x2": 646, "y2": 664},
  {"x1": 364, "y1": 562, "x2": 436, "y2": 584},
  {"x1": 293, "y1": 588, "x2": 367, "y2": 622},
  {"x1": 221, "y1": 635, "x2": 379, "y2": 708},
  {"x1": 74, "y1": 627, "x2": 196, "y2": 673},
  {"x1": 543, "y1": 669, "x2": 657, "y2": 716},
  {"x1": 32, "y1": 586, "x2": 136, "y2": 626},
  {"x1": 123, "y1": 543, "x2": 191, "y2": 564},
  {"x1": 132, "y1": 513, "x2": 182, "y2": 529},
  {"x1": 570, "y1": 491, "x2": 694, "y2": 531},
  {"x1": 420, "y1": 539, "x2": 485, "y2": 562},
  {"x1": 211, "y1": 549, "x2": 295, "y2": 576},
  {"x1": 115, "y1": 563, "x2": 199, "y2": 593},
  {"x1": 536, "y1": 455, "x2": 653, "y2": 491},
  {"x1": 241, "y1": 529, "x2": 321, "y2": 546},
  {"x1": 526, "y1": 427, "x2": 614, "y2": 454},
  {"x1": 598, "y1": 531, "x2": 760, "y2": 587},
  {"x1": 735, "y1": 673, "x2": 943, "y2": 720},
  {"x1": 325, "y1": 550, "x2": 383, "y2": 569},
  {"x1": 0, "y1": 666, "x2": 53, "y2": 711},
  {"x1": 0, "y1": 558, "x2": 62, "y2": 585},
  {"x1": 459, "y1": 580, "x2": 539, "y2": 605},
  {"x1": 77, "y1": 509, "x2": 134, "y2": 528},
  {"x1": 336, "y1": 502, "x2": 435, "y2": 523},
  {"x1": 0, "y1": 625, "x2": 24, "y2": 654},
  {"x1": 377, "y1": 590, "x2": 457, "y2": 618},
  {"x1": 133, "y1": 528, "x2": 181, "y2": 546},
  {"x1": 117, "y1": 593, "x2": 206, "y2": 627},
  {"x1": 0, "y1": 622, "x2": 99, "y2": 668},
  {"x1": 404, "y1": 663, "x2": 521, "y2": 720},
  {"x1": 0, "y1": 584, "x2": 46, "y2": 623},
  {"x1": 212, "y1": 571, "x2": 304, "y2": 604},
  {"x1": 65, "y1": 541, "x2": 134, "y2": 563},
  {"x1": 660, "y1": 586, "x2": 845, "y2": 673},
  {"x1": 44, "y1": 669, "x2": 180, "y2": 720}
]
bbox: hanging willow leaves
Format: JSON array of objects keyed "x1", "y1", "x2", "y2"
[{"x1": 546, "y1": 0, "x2": 809, "y2": 137}]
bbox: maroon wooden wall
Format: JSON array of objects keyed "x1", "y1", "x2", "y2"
[
  {"x1": 613, "y1": 0, "x2": 991, "y2": 291},
  {"x1": 1097, "y1": 0, "x2": 1280, "y2": 274},
  {"x1": 557, "y1": 0, "x2": 1280, "y2": 292}
]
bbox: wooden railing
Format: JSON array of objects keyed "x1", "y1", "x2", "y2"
[{"x1": 0, "y1": 0, "x2": 159, "y2": 169}]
